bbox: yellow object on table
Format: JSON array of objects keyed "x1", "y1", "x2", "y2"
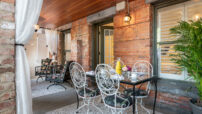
[{"x1": 116, "y1": 60, "x2": 122, "y2": 75}]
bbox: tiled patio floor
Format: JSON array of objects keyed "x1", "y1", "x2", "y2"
[
  {"x1": 31, "y1": 78, "x2": 72, "y2": 98},
  {"x1": 46, "y1": 100, "x2": 163, "y2": 114},
  {"x1": 32, "y1": 79, "x2": 163, "y2": 114}
]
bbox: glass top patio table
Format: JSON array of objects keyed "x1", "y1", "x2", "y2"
[
  {"x1": 85, "y1": 71, "x2": 158, "y2": 114},
  {"x1": 86, "y1": 71, "x2": 157, "y2": 85}
]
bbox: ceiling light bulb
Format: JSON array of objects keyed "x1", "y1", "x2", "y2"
[
  {"x1": 195, "y1": 15, "x2": 199, "y2": 20},
  {"x1": 34, "y1": 24, "x2": 40, "y2": 30},
  {"x1": 124, "y1": 14, "x2": 131, "y2": 22}
]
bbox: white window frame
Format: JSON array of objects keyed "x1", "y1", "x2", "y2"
[{"x1": 157, "y1": 0, "x2": 202, "y2": 81}]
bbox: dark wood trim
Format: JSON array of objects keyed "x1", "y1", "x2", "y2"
[
  {"x1": 61, "y1": 29, "x2": 71, "y2": 64},
  {"x1": 152, "y1": 0, "x2": 189, "y2": 78},
  {"x1": 151, "y1": 0, "x2": 200, "y2": 99},
  {"x1": 152, "y1": 0, "x2": 189, "y2": 8},
  {"x1": 61, "y1": 29, "x2": 71, "y2": 34},
  {"x1": 145, "y1": 0, "x2": 159, "y2": 4},
  {"x1": 91, "y1": 18, "x2": 113, "y2": 69}
]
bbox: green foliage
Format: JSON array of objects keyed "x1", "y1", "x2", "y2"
[{"x1": 170, "y1": 19, "x2": 202, "y2": 100}]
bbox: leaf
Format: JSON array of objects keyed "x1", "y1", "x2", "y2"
[{"x1": 169, "y1": 18, "x2": 202, "y2": 100}]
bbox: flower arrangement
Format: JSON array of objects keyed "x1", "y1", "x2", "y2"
[{"x1": 122, "y1": 65, "x2": 131, "y2": 72}]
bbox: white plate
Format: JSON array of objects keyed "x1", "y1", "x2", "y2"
[
  {"x1": 86, "y1": 71, "x2": 95, "y2": 75},
  {"x1": 110, "y1": 74, "x2": 124, "y2": 80}
]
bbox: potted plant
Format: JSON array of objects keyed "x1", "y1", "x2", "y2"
[{"x1": 170, "y1": 18, "x2": 202, "y2": 114}]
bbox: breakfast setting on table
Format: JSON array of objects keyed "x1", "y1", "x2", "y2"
[{"x1": 78, "y1": 58, "x2": 158, "y2": 114}]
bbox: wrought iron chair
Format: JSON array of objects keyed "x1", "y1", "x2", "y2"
[
  {"x1": 35, "y1": 58, "x2": 52, "y2": 83},
  {"x1": 46, "y1": 64, "x2": 67, "y2": 89},
  {"x1": 95, "y1": 64, "x2": 132, "y2": 114},
  {"x1": 69, "y1": 62, "x2": 103, "y2": 114},
  {"x1": 124, "y1": 60, "x2": 153, "y2": 114}
]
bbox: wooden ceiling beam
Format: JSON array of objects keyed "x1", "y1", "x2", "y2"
[{"x1": 38, "y1": 0, "x2": 134, "y2": 28}]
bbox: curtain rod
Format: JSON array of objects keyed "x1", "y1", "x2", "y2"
[{"x1": 40, "y1": 27, "x2": 54, "y2": 30}]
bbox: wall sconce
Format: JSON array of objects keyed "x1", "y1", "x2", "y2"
[
  {"x1": 195, "y1": 15, "x2": 199, "y2": 20},
  {"x1": 124, "y1": 14, "x2": 131, "y2": 22},
  {"x1": 124, "y1": 0, "x2": 131, "y2": 22},
  {"x1": 34, "y1": 24, "x2": 40, "y2": 32}
]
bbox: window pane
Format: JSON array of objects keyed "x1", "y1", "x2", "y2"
[
  {"x1": 157, "y1": 6, "x2": 183, "y2": 42},
  {"x1": 65, "y1": 33, "x2": 71, "y2": 50},
  {"x1": 64, "y1": 32, "x2": 71, "y2": 61},
  {"x1": 157, "y1": 0, "x2": 202, "y2": 80},
  {"x1": 104, "y1": 29, "x2": 114, "y2": 65},
  {"x1": 159, "y1": 44, "x2": 181, "y2": 75},
  {"x1": 157, "y1": 5, "x2": 184, "y2": 79}
]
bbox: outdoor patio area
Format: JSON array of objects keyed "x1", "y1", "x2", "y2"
[
  {"x1": 32, "y1": 79, "x2": 161, "y2": 114},
  {"x1": 0, "y1": 0, "x2": 202, "y2": 114}
]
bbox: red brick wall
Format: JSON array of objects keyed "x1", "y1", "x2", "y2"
[
  {"x1": 114, "y1": 1, "x2": 192, "y2": 113},
  {"x1": 0, "y1": 0, "x2": 16, "y2": 113},
  {"x1": 70, "y1": 18, "x2": 92, "y2": 71},
  {"x1": 57, "y1": 0, "x2": 193, "y2": 113},
  {"x1": 114, "y1": 0, "x2": 152, "y2": 67},
  {"x1": 145, "y1": 91, "x2": 192, "y2": 114}
]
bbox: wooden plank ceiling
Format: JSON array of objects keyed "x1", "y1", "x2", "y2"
[{"x1": 38, "y1": 0, "x2": 119, "y2": 29}]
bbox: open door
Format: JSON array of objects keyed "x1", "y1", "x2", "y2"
[
  {"x1": 92, "y1": 20, "x2": 114, "y2": 69},
  {"x1": 100, "y1": 26, "x2": 114, "y2": 65}
]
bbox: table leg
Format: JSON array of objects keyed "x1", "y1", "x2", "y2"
[
  {"x1": 153, "y1": 80, "x2": 157, "y2": 114},
  {"x1": 76, "y1": 93, "x2": 79, "y2": 109},
  {"x1": 133, "y1": 86, "x2": 136, "y2": 114}
]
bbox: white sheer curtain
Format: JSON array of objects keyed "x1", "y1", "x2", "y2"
[
  {"x1": 15, "y1": 0, "x2": 43, "y2": 114},
  {"x1": 45, "y1": 30, "x2": 59, "y2": 55}
]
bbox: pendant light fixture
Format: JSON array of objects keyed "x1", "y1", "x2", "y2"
[
  {"x1": 34, "y1": 24, "x2": 40, "y2": 32},
  {"x1": 124, "y1": 0, "x2": 131, "y2": 22}
]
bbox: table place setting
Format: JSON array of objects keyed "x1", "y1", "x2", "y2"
[
  {"x1": 86, "y1": 71, "x2": 95, "y2": 76},
  {"x1": 110, "y1": 74, "x2": 125, "y2": 80},
  {"x1": 80, "y1": 59, "x2": 158, "y2": 114}
]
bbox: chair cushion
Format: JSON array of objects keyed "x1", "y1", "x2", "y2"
[
  {"x1": 78, "y1": 88, "x2": 100, "y2": 97},
  {"x1": 104, "y1": 95, "x2": 132, "y2": 108},
  {"x1": 124, "y1": 88, "x2": 148, "y2": 97}
]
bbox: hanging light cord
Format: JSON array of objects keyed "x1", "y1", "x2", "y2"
[{"x1": 127, "y1": 0, "x2": 130, "y2": 15}]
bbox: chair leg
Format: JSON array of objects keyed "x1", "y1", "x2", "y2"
[
  {"x1": 47, "y1": 83, "x2": 66, "y2": 90},
  {"x1": 75, "y1": 98, "x2": 103, "y2": 114},
  {"x1": 57, "y1": 84, "x2": 67, "y2": 90},
  {"x1": 140, "y1": 98, "x2": 150, "y2": 114},
  {"x1": 111, "y1": 109, "x2": 122, "y2": 114},
  {"x1": 87, "y1": 99, "x2": 90, "y2": 114},
  {"x1": 91, "y1": 103, "x2": 103, "y2": 114},
  {"x1": 76, "y1": 93, "x2": 79, "y2": 109},
  {"x1": 40, "y1": 76, "x2": 44, "y2": 80},
  {"x1": 36, "y1": 76, "x2": 40, "y2": 83},
  {"x1": 136, "y1": 99, "x2": 139, "y2": 114},
  {"x1": 36, "y1": 76, "x2": 44, "y2": 83},
  {"x1": 75, "y1": 104, "x2": 86, "y2": 114},
  {"x1": 47, "y1": 83, "x2": 56, "y2": 89}
]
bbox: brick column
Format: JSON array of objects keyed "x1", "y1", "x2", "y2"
[
  {"x1": 0, "y1": 0, "x2": 16, "y2": 113},
  {"x1": 71, "y1": 18, "x2": 92, "y2": 71}
]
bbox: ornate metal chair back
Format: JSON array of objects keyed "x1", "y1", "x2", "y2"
[
  {"x1": 69, "y1": 62, "x2": 87, "y2": 97},
  {"x1": 132, "y1": 60, "x2": 153, "y2": 94},
  {"x1": 95, "y1": 64, "x2": 120, "y2": 98}
]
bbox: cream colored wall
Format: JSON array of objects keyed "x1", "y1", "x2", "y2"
[{"x1": 25, "y1": 32, "x2": 48, "y2": 79}]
